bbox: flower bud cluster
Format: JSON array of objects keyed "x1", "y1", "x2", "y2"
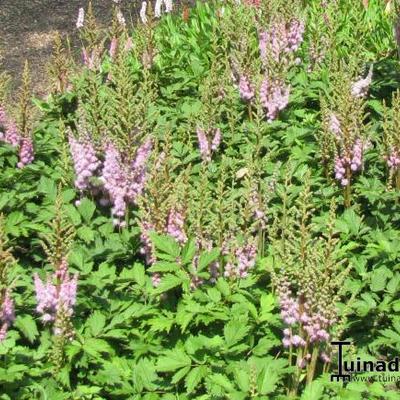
[
  {"x1": 17, "y1": 136, "x2": 34, "y2": 168},
  {"x1": 238, "y1": 75, "x2": 255, "y2": 102},
  {"x1": 0, "y1": 290, "x2": 14, "y2": 342},
  {"x1": 166, "y1": 207, "x2": 187, "y2": 244},
  {"x1": 68, "y1": 135, "x2": 101, "y2": 193},
  {"x1": 328, "y1": 113, "x2": 341, "y2": 137},
  {"x1": 224, "y1": 239, "x2": 257, "y2": 279},
  {"x1": 334, "y1": 139, "x2": 366, "y2": 186},
  {"x1": 385, "y1": 148, "x2": 400, "y2": 170},
  {"x1": 249, "y1": 188, "x2": 267, "y2": 229},
  {"x1": 196, "y1": 127, "x2": 222, "y2": 162},
  {"x1": 0, "y1": 106, "x2": 35, "y2": 168},
  {"x1": 260, "y1": 76, "x2": 290, "y2": 121},
  {"x1": 351, "y1": 66, "x2": 373, "y2": 98},
  {"x1": 33, "y1": 258, "x2": 78, "y2": 328},
  {"x1": 278, "y1": 279, "x2": 334, "y2": 366},
  {"x1": 259, "y1": 19, "x2": 305, "y2": 63}
]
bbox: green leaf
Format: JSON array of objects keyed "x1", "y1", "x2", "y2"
[
  {"x1": 77, "y1": 198, "x2": 96, "y2": 223},
  {"x1": 148, "y1": 261, "x2": 179, "y2": 273},
  {"x1": 133, "y1": 263, "x2": 146, "y2": 286},
  {"x1": 185, "y1": 366, "x2": 208, "y2": 393},
  {"x1": 300, "y1": 380, "x2": 324, "y2": 400},
  {"x1": 207, "y1": 288, "x2": 221, "y2": 303},
  {"x1": 38, "y1": 176, "x2": 57, "y2": 199},
  {"x1": 216, "y1": 278, "x2": 231, "y2": 297},
  {"x1": 157, "y1": 349, "x2": 191, "y2": 372},
  {"x1": 14, "y1": 315, "x2": 38, "y2": 343},
  {"x1": 77, "y1": 226, "x2": 94, "y2": 243},
  {"x1": 181, "y1": 239, "x2": 196, "y2": 264},
  {"x1": 234, "y1": 368, "x2": 250, "y2": 392},
  {"x1": 133, "y1": 359, "x2": 158, "y2": 392},
  {"x1": 86, "y1": 311, "x2": 106, "y2": 337},
  {"x1": 252, "y1": 337, "x2": 278, "y2": 356},
  {"x1": 171, "y1": 366, "x2": 191, "y2": 384},
  {"x1": 197, "y1": 248, "x2": 220, "y2": 272},
  {"x1": 154, "y1": 274, "x2": 184, "y2": 294},
  {"x1": 207, "y1": 373, "x2": 235, "y2": 392},
  {"x1": 83, "y1": 338, "x2": 113, "y2": 357},
  {"x1": 149, "y1": 232, "x2": 180, "y2": 257},
  {"x1": 259, "y1": 293, "x2": 275, "y2": 322},
  {"x1": 224, "y1": 319, "x2": 250, "y2": 348}
]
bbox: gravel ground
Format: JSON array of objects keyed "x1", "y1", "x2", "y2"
[{"x1": 0, "y1": 0, "x2": 137, "y2": 96}]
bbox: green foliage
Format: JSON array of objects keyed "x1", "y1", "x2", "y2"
[{"x1": 1, "y1": 0, "x2": 400, "y2": 399}]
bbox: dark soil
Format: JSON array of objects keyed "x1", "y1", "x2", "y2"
[{"x1": 0, "y1": 0, "x2": 136, "y2": 97}]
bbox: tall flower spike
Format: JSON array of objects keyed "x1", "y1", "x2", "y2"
[
  {"x1": 259, "y1": 19, "x2": 305, "y2": 63},
  {"x1": 210, "y1": 128, "x2": 221, "y2": 151},
  {"x1": 116, "y1": 10, "x2": 126, "y2": 27},
  {"x1": 0, "y1": 290, "x2": 15, "y2": 342},
  {"x1": 166, "y1": 207, "x2": 187, "y2": 244},
  {"x1": 239, "y1": 75, "x2": 255, "y2": 102},
  {"x1": 155, "y1": 0, "x2": 162, "y2": 18},
  {"x1": 17, "y1": 136, "x2": 34, "y2": 168},
  {"x1": 164, "y1": 0, "x2": 173, "y2": 13},
  {"x1": 140, "y1": 2, "x2": 148, "y2": 24},
  {"x1": 196, "y1": 127, "x2": 211, "y2": 162},
  {"x1": 351, "y1": 65, "x2": 373, "y2": 98},
  {"x1": 76, "y1": 7, "x2": 85, "y2": 29},
  {"x1": 109, "y1": 37, "x2": 118, "y2": 59},
  {"x1": 329, "y1": 113, "x2": 341, "y2": 137}
]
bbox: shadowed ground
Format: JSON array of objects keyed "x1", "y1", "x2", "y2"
[{"x1": 0, "y1": 0, "x2": 137, "y2": 96}]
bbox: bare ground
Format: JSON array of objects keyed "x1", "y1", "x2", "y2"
[{"x1": 0, "y1": 0, "x2": 137, "y2": 97}]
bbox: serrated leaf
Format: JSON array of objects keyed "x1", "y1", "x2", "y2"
[
  {"x1": 252, "y1": 337, "x2": 278, "y2": 356},
  {"x1": 207, "y1": 288, "x2": 221, "y2": 303},
  {"x1": 153, "y1": 274, "x2": 184, "y2": 294},
  {"x1": 83, "y1": 338, "x2": 113, "y2": 357},
  {"x1": 224, "y1": 319, "x2": 249, "y2": 348},
  {"x1": 77, "y1": 198, "x2": 96, "y2": 223},
  {"x1": 86, "y1": 311, "x2": 106, "y2": 337},
  {"x1": 216, "y1": 278, "x2": 231, "y2": 297},
  {"x1": 197, "y1": 248, "x2": 220, "y2": 272},
  {"x1": 260, "y1": 293, "x2": 275, "y2": 322},
  {"x1": 181, "y1": 239, "x2": 196, "y2": 264},
  {"x1": 185, "y1": 366, "x2": 208, "y2": 393},
  {"x1": 77, "y1": 226, "x2": 94, "y2": 243},
  {"x1": 300, "y1": 380, "x2": 324, "y2": 400},
  {"x1": 171, "y1": 366, "x2": 191, "y2": 384},
  {"x1": 207, "y1": 373, "x2": 235, "y2": 392},
  {"x1": 132, "y1": 263, "x2": 146, "y2": 286},
  {"x1": 149, "y1": 232, "x2": 180, "y2": 257},
  {"x1": 157, "y1": 349, "x2": 191, "y2": 372},
  {"x1": 14, "y1": 315, "x2": 38, "y2": 343},
  {"x1": 148, "y1": 261, "x2": 179, "y2": 273}
]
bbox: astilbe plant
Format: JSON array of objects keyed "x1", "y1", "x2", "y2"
[
  {"x1": 0, "y1": 214, "x2": 15, "y2": 342},
  {"x1": 16, "y1": 61, "x2": 35, "y2": 168},
  {"x1": 224, "y1": 1, "x2": 305, "y2": 123},
  {"x1": 319, "y1": 64, "x2": 370, "y2": 207},
  {"x1": 0, "y1": 62, "x2": 35, "y2": 168},
  {"x1": 34, "y1": 191, "x2": 77, "y2": 371},
  {"x1": 382, "y1": 89, "x2": 400, "y2": 190},
  {"x1": 269, "y1": 177, "x2": 352, "y2": 396},
  {"x1": 47, "y1": 32, "x2": 73, "y2": 94}
]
